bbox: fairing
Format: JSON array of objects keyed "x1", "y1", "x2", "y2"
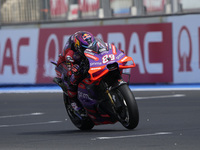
[{"x1": 84, "y1": 43, "x2": 135, "y2": 80}]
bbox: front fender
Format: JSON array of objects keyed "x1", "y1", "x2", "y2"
[{"x1": 108, "y1": 79, "x2": 127, "y2": 91}]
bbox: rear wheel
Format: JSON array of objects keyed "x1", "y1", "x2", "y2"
[
  {"x1": 63, "y1": 93, "x2": 94, "y2": 130},
  {"x1": 113, "y1": 84, "x2": 139, "y2": 129}
]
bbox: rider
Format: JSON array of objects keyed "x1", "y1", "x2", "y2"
[{"x1": 53, "y1": 31, "x2": 96, "y2": 115}]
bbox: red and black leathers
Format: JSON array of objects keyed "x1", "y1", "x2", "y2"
[{"x1": 55, "y1": 35, "x2": 86, "y2": 104}]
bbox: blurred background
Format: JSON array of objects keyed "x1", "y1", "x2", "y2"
[
  {"x1": 1, "y1": 0, "x2": 200, "y2": 85},
  {"x1": 1, "y1": 0, "x2": 200, "y2": 24}
]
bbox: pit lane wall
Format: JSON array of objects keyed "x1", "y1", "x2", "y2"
[{"x1": 0, "y1": 14, "x2": 200, "y2": 85}]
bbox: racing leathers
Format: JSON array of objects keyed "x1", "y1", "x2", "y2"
[{"x1": 54, "y1": 35, "x2": 86, "y2": 113}]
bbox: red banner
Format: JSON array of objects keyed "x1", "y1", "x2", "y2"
[{"x1": 37, "y1": 23, "x2": 172, "y2": 84}]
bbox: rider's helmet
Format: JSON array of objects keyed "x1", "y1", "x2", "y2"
[{"x1": 73, "y1": 31, "x2": 96, "y2": 54}]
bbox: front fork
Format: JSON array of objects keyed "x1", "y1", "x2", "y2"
[
  {"x1": 106, "y1": 90, "x2": 115, "y2": 105},
  {"x1": 104, "y1": 79, "x2": 127, "y2": 116}
]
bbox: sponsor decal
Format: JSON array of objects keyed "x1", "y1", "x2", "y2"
[
  {"x1": 116, "y1": 52, "x2": 124, "y2": 60},
  {"x1": 90, "y1": 62, "x2": 102, "y2": 66},
  {"x1": 85, "y1": 53, "x2": 99, "y2": 61},
  {"x1": 90, "y1": 67, "x2": 102, "y2": 70},
  {"x1": 111, "y1": 44, "x2": 117, "y2": 55},
  {"x1": 121, "y1": 56, "x2": 128, "y2": 62},
  {"x1": 78, "y1": 91, "x2": 95, "y2": 101}
]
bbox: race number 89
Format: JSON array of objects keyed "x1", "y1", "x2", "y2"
[{"x1": 102, "y1": 54, "x2": 115, "y2": 64}]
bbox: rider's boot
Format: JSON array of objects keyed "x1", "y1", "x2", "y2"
[
  {"x1": 54, "y1": 77, "x2": 86, "y2": 117},
  {"x1": 70, "y1": 98, "x2": 86, "y2": 117},
  {"x1": 68, "y1": 92, "x2": 86, "y2": 117}
]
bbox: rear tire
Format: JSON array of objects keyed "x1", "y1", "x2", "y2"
[
  {"x1": 115, "y1": 84, "x2": 139, "y2": 129},
  {"x1": 63, "y1": 93, "x2": 94, "y2": 130}
]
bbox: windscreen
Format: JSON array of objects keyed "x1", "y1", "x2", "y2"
[{"x1": 87, "y1": 37, "x2": 108, "y2": 53}]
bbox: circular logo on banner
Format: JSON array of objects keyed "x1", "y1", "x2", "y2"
[{"x1": 178, "y1": 26, "x2": 192, "y2": 72}]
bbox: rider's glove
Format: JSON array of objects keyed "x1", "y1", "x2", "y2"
[
  {"x1": 72, "y1": 64, "x2": 79, "y2": 75},
  {"x1": 56, "y1": 54, "x2": 65, "y2": 67}
]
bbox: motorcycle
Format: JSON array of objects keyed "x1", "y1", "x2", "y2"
[{"x1": 51, "y1": 38, "x2": 139, "y2": 130}]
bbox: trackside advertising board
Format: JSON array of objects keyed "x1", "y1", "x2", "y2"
[
  {"x1": 168, "y1": 15, "x2": 200, "y2": 83},
  {"x1": 0, "y1": 14, "x2": 200, "y2": 84},
  {"x1": 0, "y1": 29, "x2": 39, "y2": 84}
]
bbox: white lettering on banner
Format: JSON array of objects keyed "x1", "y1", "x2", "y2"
[
  {"x1": 0, "y1": 29, "x2": 38, "y2": 84},
  {"x1": 144, "y1": 31, "x2": 163, "y2": 74},
  {"x1": 44, "y1": 34, "x2": 59, "y2": 77},
  {"x1": 122, "y1": 31, "x2": 163, "y2": 75},
  {"x1": 168, "y1": 15, "x2": 200, "y2": 83},
  {"x1": 125, "y1": 32, "x2": 145, "y2": 74},
  {"x1": 107, "y1": 32, "x2": 125, "y2": 51}
]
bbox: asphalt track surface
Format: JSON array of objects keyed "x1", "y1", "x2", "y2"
[{"x1": 0, "y1": 88, "x2": 200, "y2": 150}]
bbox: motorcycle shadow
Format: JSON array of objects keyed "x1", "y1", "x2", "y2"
[{"x1": 19, "y1": 128, "x2": 129, "y2": 136}]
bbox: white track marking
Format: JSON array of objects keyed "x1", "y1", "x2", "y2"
[
  {"x1": 136, "y1": 94, "x2": 185, "y2": 100},
  {"x1": 0, "y1": 112, "x2": 44, "y2": 119},
  {"x1": 92, "y1": 132, "x2": 172, "y2": 140},
  {"x1": 0, "y1": 121, "x2": 62, "y2": 128},
  {"x1": 132, "y1": 88, "x2": 200, "y2": 91},
  {"x1": 0, "y1": 89, "x2": 62, "y2": 94}
]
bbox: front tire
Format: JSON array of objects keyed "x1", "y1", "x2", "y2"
[
  {"x1": 63, "y1": 93, "x2": 94, "y2": 130},
  {"x1": 115, "y1": 84, "x2": 139, "y2": 129}
]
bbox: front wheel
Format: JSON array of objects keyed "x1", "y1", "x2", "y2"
[{"x1": 114, "y1": 84, "x2": 139, "y2": 129}]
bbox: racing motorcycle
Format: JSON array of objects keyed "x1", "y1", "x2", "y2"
[{"x1": 51, "y1": 38, "x2": 139, "y2": 130}]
